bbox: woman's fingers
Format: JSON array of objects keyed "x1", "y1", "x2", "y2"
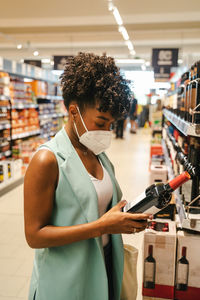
[{"x1": 126, "y1": 212, "x2": 152, "y2": 220}]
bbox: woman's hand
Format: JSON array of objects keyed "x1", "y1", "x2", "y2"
[{"x1": 98, "y1": 200, "x2": 151, "y2": 235}]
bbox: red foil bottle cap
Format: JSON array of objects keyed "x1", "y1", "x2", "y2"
[{"x1": 169, "y1": 171, "x2": 191, "y2": 191}]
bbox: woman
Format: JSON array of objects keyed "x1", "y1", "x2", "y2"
[{"x1": 24, "y1": 53, "x2": 150, "y2": 300}]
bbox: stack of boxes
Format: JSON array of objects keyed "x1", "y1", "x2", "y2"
[{"x1": 142, "y1": 221, "x2": 200, "y2": 300}]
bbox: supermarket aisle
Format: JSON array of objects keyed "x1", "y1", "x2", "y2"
[{"x1": 0, "y1": 127, "x2": 151, "y2": 300}]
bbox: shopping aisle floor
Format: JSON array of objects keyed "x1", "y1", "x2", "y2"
[{"x1": 0, "y1": 127, "x2": 151, "y2": 300}]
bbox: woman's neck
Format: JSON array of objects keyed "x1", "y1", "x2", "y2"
[{"x1": 64, "y1": 122, "x2": 93, "y2": 156}]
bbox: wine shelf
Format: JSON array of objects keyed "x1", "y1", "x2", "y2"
[
  {"x1": 162, "y1": 139, "x2": 200, "y2": 232},
  {"x1": 163, "y1": 109, "x2": 200, "y2": 137}
]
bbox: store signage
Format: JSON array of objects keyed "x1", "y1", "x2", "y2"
[
  {"x1": 53, "y1": 56, "x2": 73, "y2": 70},
  {"x1": 152, "y1": 48, "x2": 179, "y2": 68},
  {"x1": 24, "y1": 60, "x2": 42, "y2": 68},
  {"x1": 154, "y1": 66, "x2": 171, "y2": 82}
]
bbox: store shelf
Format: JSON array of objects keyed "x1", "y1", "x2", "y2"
[
  {"x1": 37, "y1": 95, "x2": 63, "y2": 101},
  {"x1": 0, "y1": 150, "x2": 12, "y2": 159},
  {"x1": 12, "y1": 129, "x2": 41, "y2": 140},
  {"x1": 162, "y1": 138, "x2": 200, "y2": 232},
  {"x1": 0, "y1": 176, "x2": 24, "y2": 197},
  {"x1": 0, "y1": 123, "x2": 11, "y2": 130},
  {"x1": 0, "y1": 57, "x2": 57, "y2": 83},
  {"x1": 163, "y1": 109, "x2": 200, "y2": 137},
  {"x1": 0, "y1": 95, "x2": 10, "y2": 101},
  {"x1": 12, "y1": 103, "x2": 38, "y2": 109},
  {"x1": 39, "y1": 112, "x2": 64, "y2": 120},
  {"x1": 162, "y1": 139, "x2": 187, "y2": 222}
]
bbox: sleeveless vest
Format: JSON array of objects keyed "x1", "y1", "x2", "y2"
[{"x1": 28, "y1": 127, "x2": 124, "y2": 300}]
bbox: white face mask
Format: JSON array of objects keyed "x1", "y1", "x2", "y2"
[{"x1": 73, "y1": 106, "x2": 112, "y2": 155}]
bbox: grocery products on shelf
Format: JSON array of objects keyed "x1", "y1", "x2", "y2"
[{"x1": 0, "y1": 67, "x2": 67, "y2": 191}]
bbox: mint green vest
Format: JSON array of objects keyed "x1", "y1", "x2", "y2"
[{"x1": 28, "y1": 127, "x2": 124, "y2": 300}]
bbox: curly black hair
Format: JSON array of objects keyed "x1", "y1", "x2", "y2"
[{"x1": 60, "y1": 52, "x2": 131, "y2": 119}]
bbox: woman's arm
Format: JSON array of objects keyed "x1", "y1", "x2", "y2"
[{"x1": 24, "y1": 149, "x2": 149, "y2": 249}]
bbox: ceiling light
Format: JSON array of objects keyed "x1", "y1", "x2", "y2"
[
  {"x1": 116, "y1": 59, "x2": 145, "y2": 64},
  {"x1": 108, "y1": 1, "x2": 114, "y2": 11},
  {"x1": 112, "y1": 7, "x2": 123, "y2": 26},
  {"x1": 50, "y1": 61, "x2": 54, "y2": 66},
  {"x1": 42, "y1": 58, "x2": 51, "y2": 63},
  {"x1": 178, "y1": 59, "x2": 183, "y2": 64},
  {"x1": 130, "y1": 50, "x2": 136, "y2": 56},
  {"x1": 145, "y1": 61, "x2": 150, "y2": 66},
  {"x1": 17, "y1": 44, "x2": 22, "y2": 49},
  {"x1": 33, "y1": 51, "x2": 39, "y2": 56},
  {"x1": 125, "y1": 40, "x2": 134, "y2": 51},
  {"x1": 118, "y1": 26, "x2": 129, "y2": 41}
]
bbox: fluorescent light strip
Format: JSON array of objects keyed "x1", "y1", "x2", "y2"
[
  {"x1": 112, "y1": 7, "x2": 123, "y2": 26},
  {"x1": 118, "y1": 26, "x2": 129, "y2": 41},
  {"x1": 107, "y1": 1, "x2": 135, "y2": 55},
  {"x1": 125, "y1": 40, "x2": 134, "y2": 51}
]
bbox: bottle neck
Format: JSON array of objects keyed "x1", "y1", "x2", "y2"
[
  {"x1": 165, "y1": 171, "x2": 191, "y2": 192},
  {"x1": 182, "y1": 247, "x2": 187, "y2": 257},
  {"x1": 148, "y1": 245, "x2": 153, "y2": 256}
]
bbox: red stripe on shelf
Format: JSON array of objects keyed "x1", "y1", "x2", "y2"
[
  {"x1": 143, "y1": 284, "x2": 174, "y2": 299},
  {"x1": 175, "y1": 286, "x2": 200, "y2": 300}
]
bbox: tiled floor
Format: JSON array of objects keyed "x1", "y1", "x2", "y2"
[{"x1": 0, "y1": 127, "x2": 151, "y2": 300}]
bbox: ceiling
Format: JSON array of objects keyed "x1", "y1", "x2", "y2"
[{"x1": 0, "y1": 0, "x2": 200, "y2": 68}]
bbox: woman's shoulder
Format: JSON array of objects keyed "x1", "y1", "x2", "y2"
[{"x1": 26, "y1": 148, "x2": 58, "y2": 180}]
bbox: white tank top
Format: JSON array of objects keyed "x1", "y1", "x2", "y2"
[{"x1": 89, "y1": 160, "x2": 113, "y2": 247}]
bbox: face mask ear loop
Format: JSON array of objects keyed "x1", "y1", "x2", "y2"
[
  {"x1": 73, "y1": 121, "x2": 80, "y2": 139},
  {"x1": 76, "y1": 106, "x2": 88, "y2": 132}
]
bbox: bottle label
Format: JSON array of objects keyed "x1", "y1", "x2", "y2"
[
  {"x1": 123, "y1": 191, "x2": 146, "y2": 212},
  {"x1": 144, "y1": 206, "x2": 161, "y2": 215},
  {"x1": 177, "y1": 264, "x2": 188, "y2": 284},
  {"x1": 144, "y1": 262, "x2": 155, "y2": 281}
]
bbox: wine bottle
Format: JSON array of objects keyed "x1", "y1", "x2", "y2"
[
  {"x1": 123, "y1": 171, "x2": 191, "y2": 215},
  {"x1": 143, "y1": 245, "x2": 156, "y2": 289},
  {"x1": 176, "y1": 247, "x2": 189, "y2": 291}
]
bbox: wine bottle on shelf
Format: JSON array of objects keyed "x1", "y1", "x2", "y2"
[
  {"x1": 176, "y1": 246, "x2": 189, "y2": 291},
  {"x1": 177, "y1": 85, "x2": 184, "y2": 117},
  {"x1": 188, "y1": 61, "x2": 200, "y2": 124},
  {"x1": 123, "y1": 172, "x2": 191, "y2": 215},
  {"x1": 190, "y1": 140, "x2": 200, "y2": 213},
  {"x1": 143, "y1": 245, "x2": 156, "y2": 289},
  {"x1": 182, "y1": 71, "x2": 190, "y2": 121},
  {"x1": 193, "y1": 60, "x2": 200, "y2": 80}
]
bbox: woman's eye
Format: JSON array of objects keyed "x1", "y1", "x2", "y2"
[{"x1": 95, "y1": 123, "x2": 105, "y2": 128}]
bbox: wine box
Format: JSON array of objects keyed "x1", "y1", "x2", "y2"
[
  {"x1": 142, "y1": 219, "x2": 176, "y2": 299},
  {"x1": 149, "y1": 164, "x2": 168, "y2": 184},
  {"x1": 174, "y1": 230, "x2": 200, "y2": 300}
]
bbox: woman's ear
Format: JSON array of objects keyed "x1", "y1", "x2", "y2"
[{"x1": 68, "y1": 104, "x2": 78, "y2": 121}]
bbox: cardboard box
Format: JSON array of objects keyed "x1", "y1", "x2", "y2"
[
  {"x1": 149, "y1": 165, "x2": 168, "y2": 184},
  {"x1": 142, "y1": 219, "x2": 176, "y2": 299},
  {"x1": 174, "y1": 230, "x2": 200, "y2": 300}
]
